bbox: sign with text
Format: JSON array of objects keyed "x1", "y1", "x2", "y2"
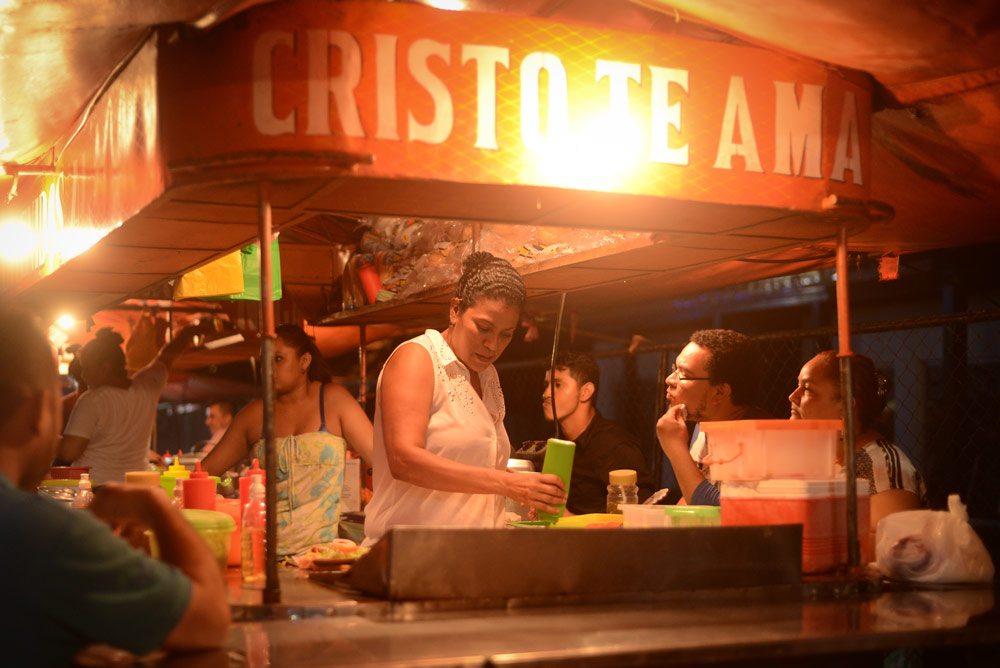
[{"x1": 159, "y1": 0, "x2": 871, "y2": 210}]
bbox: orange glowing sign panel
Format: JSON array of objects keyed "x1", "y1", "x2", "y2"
[{"x1": 159, "y1": 0, "x2": 871, "y2": 209}]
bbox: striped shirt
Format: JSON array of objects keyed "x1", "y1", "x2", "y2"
[{"x1": 856, "y1": 438, "x2": 927, "y2": 505}]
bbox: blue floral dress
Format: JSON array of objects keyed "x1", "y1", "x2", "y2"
[{"x1": 252, "y1": 384, "x2": 346, "y2": 556}]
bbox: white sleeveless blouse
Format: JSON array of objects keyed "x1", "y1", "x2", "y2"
[{"x1": 363, "y1": 329, "x2": 510, "y2": 545}]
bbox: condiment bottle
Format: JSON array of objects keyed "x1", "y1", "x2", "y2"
[
  {"x1": 606, "y1": 469, "x2": 639, "y2": 514},
  {"x1": 239, "y1": 458, "x2": 265, "y2": 518},
  {"x1": 183, "y1": 461, "x2": 217, "y2": 511},
  {"x1": 72, "y1": 473, "x2": 94, "y2": 509},
  {"x1": 241, "y1": 476, "x2": 266, "y2": 590},
  {"x1": 537, "y1": 438, "x2": 575, "y2": 524}
]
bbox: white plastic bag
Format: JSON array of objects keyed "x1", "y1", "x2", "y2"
[{"x1": 875, "y1": 494, "x2": 995, "y2": 584}]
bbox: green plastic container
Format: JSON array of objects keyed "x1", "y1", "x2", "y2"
[
  {"x1": 663, "y1": 505, "x2": 721, "y2": 527},
  {"x1": 150, "y1": 509, "x2": 236, "y2": 571},
  {"x1": 537, "y1": 438, "x2": 575, "y2": 524}
]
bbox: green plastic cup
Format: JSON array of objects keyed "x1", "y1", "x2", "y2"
[{"x1": 537, "y1": 438, "x2": 575, "y2": 524}]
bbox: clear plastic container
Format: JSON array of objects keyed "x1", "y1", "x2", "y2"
[
  {"x1": 606, "y1": 469, "x2": 639, "y2": 514},
  {"x1": 241, "y1": 477, "x2": 266, "y2": 589}
]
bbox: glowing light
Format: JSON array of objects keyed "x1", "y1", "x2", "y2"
[
  {"x1": 55, "y1": 226, "x2": 108, "y2": 261},
  {"x1": 0, "y1": 220, "x2": 38, "y2": 262},
  {"x1": 528, "y1": 111, "x2": 646, "y2": 192},
  {"x1": 56, "y1": 314, "x2": 75, "y2": 330},
  {"x1": 425, "y1": 0, "x2": 465, "y2": 10}
]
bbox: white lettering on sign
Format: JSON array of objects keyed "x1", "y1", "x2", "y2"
[
  {"x1": 408, "y1": 39, "x2": 453, "y2": 144},
  {"x1": 648, "y1": 66, "x2": 688, "y2": 165},
  {"x1": 830, "y1": 91, "x2": 863, "y2": 185},
  {"x1": 714, "y1": 75, "x2": 763, "y2": 173},
  {"x1": 774, "y1": 81, "x2": 823, "y2": 178},
  {"x1": 375, "y1": 34, "x2": 400, "y2": 140},
  {"x1": 248, "y1": 30, "x2": 866, "y2": 186},
  {"x1": 462, "y1": 44, "x2": 510, "y2": 150},
  {"x1": 596, "y1": 60, "x2": 641, "y2": 128},
  {"x1": 521, "y1": 52, "x2": 569, "y2": 152},
  {"x1": 307, "y1": 30, "x2": 365, "y2": 138},
  {"x1": 252, "y1": 31, "x2": 295, "y2": 135}
]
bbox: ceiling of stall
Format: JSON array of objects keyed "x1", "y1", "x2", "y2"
[{"x1": 1, "y1": 0, "x2": 998, "y2": 358}]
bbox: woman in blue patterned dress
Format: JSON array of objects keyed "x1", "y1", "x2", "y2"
[{"x1": 204, "y1": 324, "x2": 373, "y2": 555}]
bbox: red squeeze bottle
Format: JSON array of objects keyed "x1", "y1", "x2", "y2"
[
  {"x1": 239, "y1": 459, "x2": 266, "y2": 519},
  {"x1": 183, "y1": 461, "x2": 216, "y2": 511},
  {"x1": 357, "y1": 262, "x2": 382, "y2": 304}
]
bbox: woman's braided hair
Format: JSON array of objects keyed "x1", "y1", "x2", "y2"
[{"x1": 454, "y1": 251, "x2": 526, "y2": 314}]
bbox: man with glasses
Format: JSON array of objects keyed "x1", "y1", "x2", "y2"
[{"x1": 656, "y1": 329, "x2": 771, "y2": 505}]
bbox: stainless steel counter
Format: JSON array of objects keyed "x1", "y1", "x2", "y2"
[{"x1": 154, "y1": 569, "x2": 999, "y2": 667}]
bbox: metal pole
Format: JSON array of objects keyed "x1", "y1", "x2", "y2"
[
  {"x1": 836, "y1": 224, "x2": 860, "y2": 568},
  {"x1": 548, "y1": 293, "x2": 567, "y2": 439},
  {"x1": 358, "y1": 325, "x2": 367, "y2": 408},
  {"x1": 258, "y1": 181, "x2": 280, "y2": 603},
  {"x1": 652, "y1": 350, "x2": 670, "y2": 486}
]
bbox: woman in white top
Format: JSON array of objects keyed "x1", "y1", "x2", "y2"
[
  {"x1": 59, "y1": 323, "x2": 204, "y2": 485},
  {"x1": 789, "y1": 351, "x2": 926, "y2": 543},
  {"x1": 364, "y1": 252, "x2": 565, "y2": 545}
]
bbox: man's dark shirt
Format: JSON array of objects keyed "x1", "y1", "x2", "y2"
[{"x1": 565, "y1": 411, "x2": 654, "y2": 514}]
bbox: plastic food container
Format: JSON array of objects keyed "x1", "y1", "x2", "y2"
[
  {"x1": 181, "y1": 509, "x2": 236, "y2": 571},
  {"x1": 698, "y1": 419, "x2": 841, "y2": 481},
  {"x1": 664, "y1": 505, "x2": 721, "y2": 527},
  {"x1": 620, "y1": 504, "x2": 721, "y2": 527},
  {"x1": 720, "y1": 478, "x2": 870, "y2": 573},
  {"x1": 620, "y1": 504, "x2": 669, "y2": 527}
]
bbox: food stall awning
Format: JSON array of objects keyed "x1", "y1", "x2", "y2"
[{"x1": 0, "y1": 0, "x2": 997, "y2": 334}]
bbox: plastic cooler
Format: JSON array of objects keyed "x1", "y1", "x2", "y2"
[
  {"x1": 721, "y1": 478, "x2": 870, "y2": 573},
  {"x1": 698, "y1": 419, "x2": 842, "y2": 481}
]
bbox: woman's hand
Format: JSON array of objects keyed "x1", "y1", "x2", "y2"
[
  {"x1": 656, "y1": 404, "x2": 689, "y2": 457},
  {"x1": 505, "y1": 472, "x2": 566, "y2": 515}
]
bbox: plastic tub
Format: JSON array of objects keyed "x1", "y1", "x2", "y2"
[
  {"x1": 720, "y1": 478, "x2": 870, "y2": 573},
  {"x1": 620, "y1": 504, "x2": 669, "y2": 527},
  {"x1": 664, "y1": 505, "x2": 721, "y2": 527},
  {"x1": 698, "y1": 419, "x2": 841, "y2": 481},
  {"x1": 620, "y1": 504, "x2": 721, "y2": 527},
  {"x1": 181, "y1": 509, "x2": 236, "y2": 571}
]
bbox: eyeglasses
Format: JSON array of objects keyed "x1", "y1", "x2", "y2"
[{"x1": 668, "y1": 364, "x2": 711, "y2": 382}]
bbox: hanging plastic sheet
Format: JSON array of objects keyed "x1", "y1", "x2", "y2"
[{"x1": 207, "y1": 239, "x2": 282, "y2": 302}]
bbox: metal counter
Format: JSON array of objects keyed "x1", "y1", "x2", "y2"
[{"x1": 157, "y1": 570, "x2": 1000, "y2": 667}]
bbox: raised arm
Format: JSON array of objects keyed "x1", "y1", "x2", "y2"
[
  {"x1": 155, "y1": 321, "x2": 211, "y2": 371},
  {"x1": 380, "y1": 343, "x2": 565, "y2": 514},
  {"x1": 656, "y1": 404, "x2": 711, "y2": 505}
]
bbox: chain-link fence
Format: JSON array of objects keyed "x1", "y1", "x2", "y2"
[{"x1": 497, "y1": 309, "x2": 1000, "y2": 520}]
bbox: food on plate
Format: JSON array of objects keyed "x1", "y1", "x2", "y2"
[{"x1": 295, "y1": 539, "x2": 369, "y2": 570}]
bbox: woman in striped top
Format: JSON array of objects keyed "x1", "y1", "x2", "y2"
[{"x1": 789, "y1": 351, "x2": 926, "y2": 540}]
